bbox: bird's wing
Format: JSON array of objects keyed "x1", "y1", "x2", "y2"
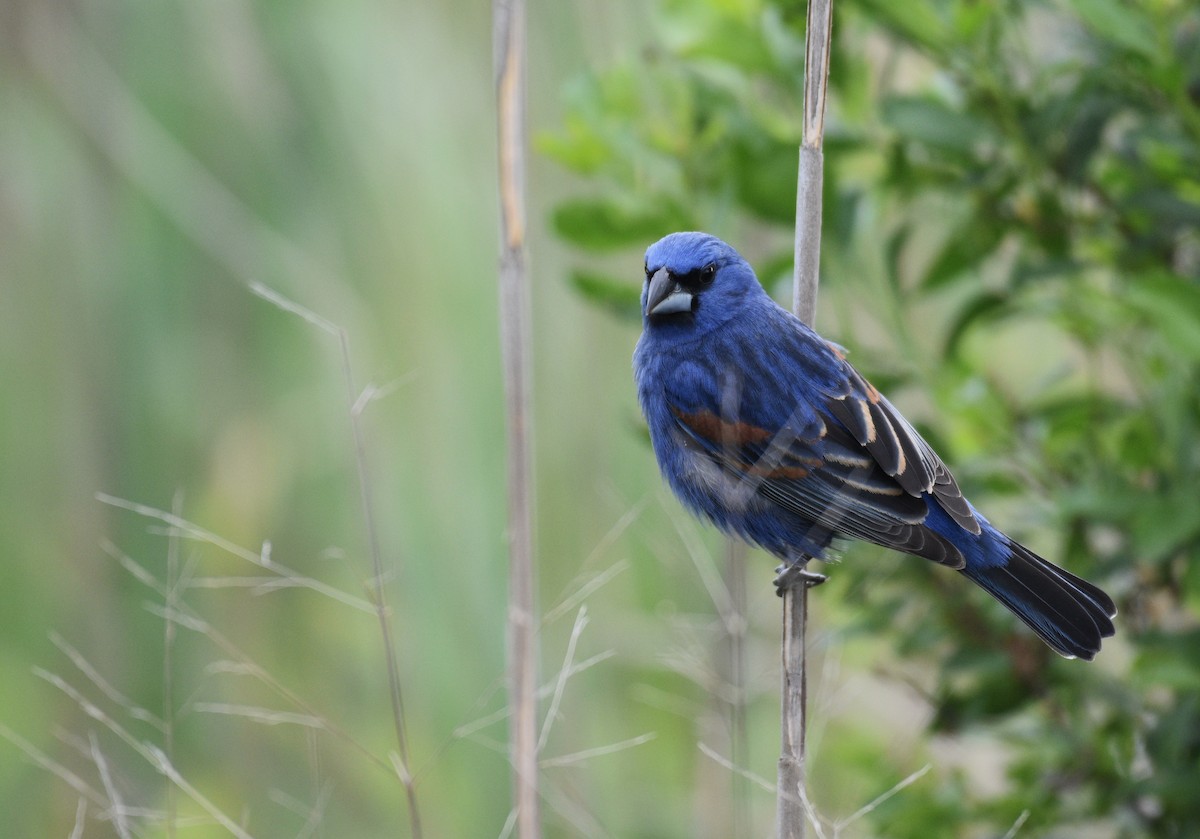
[
  {"x1": 661, "y1": 333, "x2": 977, "y2": 567},
  {"x1": 818, "y1": 344, "x2": 979, "y2": 535}
]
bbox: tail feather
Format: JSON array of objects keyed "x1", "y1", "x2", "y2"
[{"x1": 961, "y1": 540, "x2": 1116, "y2": 660}]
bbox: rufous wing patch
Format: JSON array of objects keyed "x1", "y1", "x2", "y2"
[{"x1": 671, "y1": 408, "x2": 773, "y2": 447}]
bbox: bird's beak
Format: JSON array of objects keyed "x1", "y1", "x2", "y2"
[{"x1": 645, "y1": 268, "x2": 693, "y2": 317}]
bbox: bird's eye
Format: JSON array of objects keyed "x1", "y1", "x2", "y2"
[{"x1": 700, "y1": 263, "x2": 717, "y2": 284}]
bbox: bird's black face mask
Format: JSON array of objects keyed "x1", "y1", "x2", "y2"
[{"x1": 643, "y1": 263, "x2": 716, "y2": 319}]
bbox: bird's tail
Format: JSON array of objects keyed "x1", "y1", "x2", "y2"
[{"x1": 960, "y1": 539, "x2": 1116, "y2": 660}]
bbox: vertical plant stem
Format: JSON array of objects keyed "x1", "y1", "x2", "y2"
[
  {"x1": 164, "y1": 489, "x2": 182, "y2": 839},
  {"x1": 776, "y1": 576, "x2": 809, "y2": 839},
  {"x1": 779, "y1": 2, "x2": 833, "y2": 838},
  {"x1": 725, "y1": 538, "x2": 749, "y2": 837},
  {"x1": 341, "y1": 331, "x2": 423, "y2": 839},
  {"x1": 495, "y1": 1, "x2": 541, "y2": 838}
]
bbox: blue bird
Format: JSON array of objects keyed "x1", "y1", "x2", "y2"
[{"x1": 634, "y1": 232, "x2": 1116, "y2": 660}]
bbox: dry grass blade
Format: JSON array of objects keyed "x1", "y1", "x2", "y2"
[
  {"x1": 50, "y1": 633, "x2": 162, "y2": 731},
  {"x1": 164, "y1": 489, "x2": 182, "y2": 839},
  {"x1": 699, "y1": 741, "x2": 827, "y2": 838},
  {"x1": 698, "y1": 742, "x2": 776, "y2": 794},
  {"x1": 99, "y1": 492, "x2": 396, "y2": 779},
  {"x1": 350, "y1": 373, "x2": 419, "y2": 413},
  {"x1": 141, "y1": 604, "x2": 392, "y2": 776},
  {"x1": 191, "y1": 703, "x2": 326, "y2": 728},
  {"x1": 1002, "y1": 809, "x2": 1031, "y2": 839},
  {"x1": 89, "y1": 732, "x2": 133, "y2": 839},
  {"x1": 798, "y1": 785, "x2": 830, "y2": 839},
  {"x1": 666, "y1": 506, "x2": 737, "y2": 630},
  {"x1": 183, "y1": 576, "x2": 325, "y2": 593},
  {"x1": 335, "y1": 323, "x2": 422, "y2": 838},
  {"x1": 453, "y1": 651, "x2": 616, "y2": 741},
  {"x1": 543, "y1": 560, "x2": 629, "y2": 626},
  {"x1": 389, "y1": 751, "x2": 415, "y2": 788},
  {"x1": 269, "y1": 780, "x2": 333, "y2": 839},
  {"x1": 0, "y1": 723, "x2": 106, "y2": 808},
  {"x1": 95, "y1": 494, "x2": 374, "y2": 615},
  {"x1": 723, "y1": 537, "x2": 750, "y2": 836},
  {"x1": 248, "y1": 281, "x2": 339, "y2": 336},
  {"x1": 100, "y1": 385, "x2": 421, "y2": 828},
  {"x1": 70, "y1": 798, "x2": 87, "y2": 839},
  {"x1": 33, "y1": 667, "x2": 256, "y2": 839},
  {"x1": 146, "y1": 745, "x2": 257, "y2": 839},
  {"x1": 539, "y1": 733, "x2": 657, "y2": 768},
  {"x1": 538, "y1": 777, "x2": 606, "y2": 839},
  {"x1": 537, "y1": 606, "x2": 588, "y2": 751},
  {"x1": 497, "y1": 806, "x2": 519, "y2": 839},
  {"x1": 250, "y1": 269, "x2": 422, "y2": 837},
  {"x1": 834, "y1": 764, "x2": 930, "y2": 831}
]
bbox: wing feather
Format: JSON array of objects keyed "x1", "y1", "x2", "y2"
[
  {"x1": 658, "y1": 326, "x2": 977, "y2": 567},
  {"x1": 669, "y1": 405, "x2": 966, "y2": 567}
]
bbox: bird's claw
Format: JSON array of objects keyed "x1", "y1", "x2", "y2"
[{"x1": 774, "y1": 562, "x2": 827, "y2": 596}]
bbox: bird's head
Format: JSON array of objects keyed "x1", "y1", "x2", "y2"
[{"x1": 641, "y1": 232, "x2": 765, "y2": 336}]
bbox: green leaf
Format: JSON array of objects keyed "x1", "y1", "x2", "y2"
[
  {"x1": 882, "y1": 95, "x2": 994, "y2": 155},
  {"x1": 730, "y1": 133, "x2": 798, "y2": 224},
  {"x1": 943, "y1": 291, "x2": 1012, "y2": 359},
  {"x1": 884, "y1": 222, "x2": 911, "y2": 292},
  {"x1": 1126, "y1": 188, "x2": 1200, "y2": 235},
  {"x1": 1130, "y1": 483, "x2": 1200, "y2": 563},
  {"x1": 552, "y1": 197, "x2": 692, "y2": 251},
  {"x1": 1125, "y1": 273, "x2": 1200, "y2": 360},
  {"x1": 535, "y1": 117, "x2": 612, "y2": 175},
  {"x1": 654, "y1": 0, "x2": 788, "y2": 82},
  {"x1": 921, "y1": 214, "x2": 1007, "y2": 291},
  {"x1": 853, "y1": 0, "x2": 950, "y2": 55},
  {"x1": 1134, "y1": 631, "x2": 1200, "y2": 691},
  {"x1": 1058, "y1": 94, "x2": 1121, "y2": 182},
  {"x1": 951, "y1": 1, "x2": 995, "y2": 42},
  {"x1": 568, "y1": 271, "x2": 643, "y2": 320},
  {"x1": 1067, "y1": 0, "x2": 1159, "y2": 60}
]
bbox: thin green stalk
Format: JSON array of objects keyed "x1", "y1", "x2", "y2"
[
  {"x1": 339, "y1": 329, "x2": 422, "y2": 839},
  {"x1": 164, "y1": 489, "x2": 183, "y2": 839}
]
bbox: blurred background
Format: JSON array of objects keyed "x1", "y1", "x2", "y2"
[{"x1": 1, "y1": 0, "x2": 1198, "y2": 836}]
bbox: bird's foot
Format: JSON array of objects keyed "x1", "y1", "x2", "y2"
[{"x1": 774, "y1": 561, "x2": 827, "y2": 596}]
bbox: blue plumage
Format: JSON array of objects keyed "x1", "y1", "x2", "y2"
[{"x1": 634, "y1": 232, "x2": 1116, "y2": 659}]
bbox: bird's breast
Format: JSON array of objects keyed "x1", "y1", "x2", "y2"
[{"x1": 661, "y1": 424, "x2": 762, "y2": 518}]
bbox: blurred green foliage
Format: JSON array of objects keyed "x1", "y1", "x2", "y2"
[{"x1": 544, "y1": 0, "x2": 1200, "y2": 835}]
